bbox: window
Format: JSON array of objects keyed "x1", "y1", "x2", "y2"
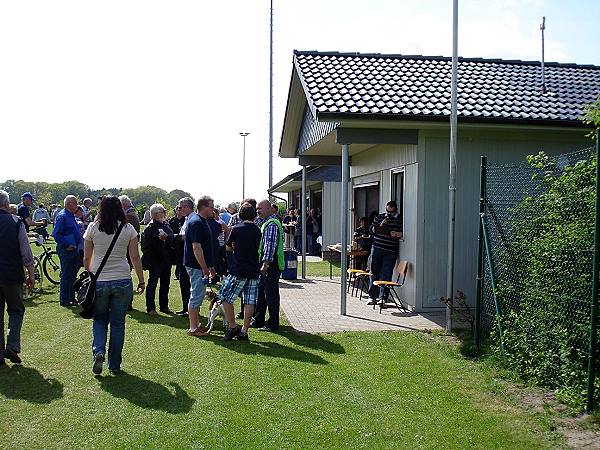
[{"x1": 391, "y1": 168, "x2": 404, "y2": 232}]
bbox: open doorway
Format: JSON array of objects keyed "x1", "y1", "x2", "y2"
[{"x1": 353, "y1": 183, "x2": 380, "y2": 227}]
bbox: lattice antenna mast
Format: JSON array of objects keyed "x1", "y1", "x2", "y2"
[
  {"x1": 268, "y1": 0, "x2": 274, "y2": 197},
  {"x1": 540, "y1": 16, "x2": 547, "y2": 94}
]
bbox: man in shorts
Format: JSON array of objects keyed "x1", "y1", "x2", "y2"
[
  {"x1": 218, "y1": 202, "x2": 262, "y2": 341},
  {"x1": 184, "y1": 196, "x2": 216, "y2": 336}
]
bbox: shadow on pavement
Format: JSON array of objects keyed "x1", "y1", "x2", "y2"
[
  {"x1": 0, "y1": 365, "x2": 64, "y2": 403},
  {"x1": 98, "y1": 371, "x2": 195, "y2": 414}
]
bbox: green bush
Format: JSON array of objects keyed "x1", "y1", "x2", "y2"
[{"x1": 491, "y1": 151, "x2": 599, "y2": 410}]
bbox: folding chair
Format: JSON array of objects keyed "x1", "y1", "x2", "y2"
[{"x1": 373, "y1": 260, "x2": 409, "y2": 313}]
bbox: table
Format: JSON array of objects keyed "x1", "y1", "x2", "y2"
[{"x1": 327, "y1": 245, "x2": 368, "y2": 279}]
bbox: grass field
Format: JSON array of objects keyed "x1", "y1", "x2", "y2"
[{"x1": 0, "y1": 238, "x2": 573, "y2": 448}]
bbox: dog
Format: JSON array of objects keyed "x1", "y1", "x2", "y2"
[{"x1": 204, "y1": 288, "x2": 228, "y2": 333}]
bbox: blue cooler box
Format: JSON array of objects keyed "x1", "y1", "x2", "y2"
[{"x1": 281, "y1": 251, "x2": 298, "y2": 280}]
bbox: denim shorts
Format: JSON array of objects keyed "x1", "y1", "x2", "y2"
[
  {"x1": 186, "y1": 267, "x2": 206, "y2": 310},
  {"x1": 218, "y1": 275, "x2": 259, "y2": 305}
]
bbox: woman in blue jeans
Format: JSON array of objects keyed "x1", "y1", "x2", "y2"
[{"x1": 83, "y1": 196, "x2": 145, "y2": 375}]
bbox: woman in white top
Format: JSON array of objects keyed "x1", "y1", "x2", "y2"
[{"x1": 83, "y1": 196, "x2": 145, "y2": 375}]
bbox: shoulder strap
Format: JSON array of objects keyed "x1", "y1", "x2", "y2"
[{"x1": 94, "y1": 222, "x2": 126, "y2": 280}]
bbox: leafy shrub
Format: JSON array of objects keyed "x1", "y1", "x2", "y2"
[{"x1": 490, "y1": 151, "x2": 599, "y2": 410}]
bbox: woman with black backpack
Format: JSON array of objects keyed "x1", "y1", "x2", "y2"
[{"x1": 140, "y1": 203, "x2": 174, "y2": 316}]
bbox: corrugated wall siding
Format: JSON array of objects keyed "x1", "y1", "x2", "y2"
[
  {"x1": 322, "y1": 182, "x2": 343, "y2": 248},
  {"x1": 419, "y1": 128, "x2": 592, "y2": 309},
  {"x1": 351, "y1": 144, "x2": 417, "y2": 179}
]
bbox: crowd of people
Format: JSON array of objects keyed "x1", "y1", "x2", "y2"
[
  {"x1": 0, "y1": 190, "x2": 287, "y2": 375},
  {"x1": 1, "y1": 188, "x2": 403, "y2": 375}
]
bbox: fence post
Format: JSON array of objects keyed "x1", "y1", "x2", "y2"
[
  {"x1": 475, "y1": 156, "x2": 487, "y2": 348},
  {"x1": 481, "y1": 214, "x2": 505, "y2": 357},
  {"x1": 587, "y1": 128, "x2": 600, "y2": 414}
]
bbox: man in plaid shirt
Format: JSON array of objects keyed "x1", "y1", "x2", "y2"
[{"x1": 250, "y1": 200, "x2": 284, "y2": 332}]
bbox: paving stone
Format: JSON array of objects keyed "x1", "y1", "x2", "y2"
[{"x1": 280, "y1": 277, "x2": 445, "y2": 333}]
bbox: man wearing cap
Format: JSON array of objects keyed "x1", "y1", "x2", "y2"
[
  {"x1": 52, "y1": 195, "x2": 82, "y2": 307},
  {"x1": 17, "y1": 192, "x2": 45, "y2": 233}
]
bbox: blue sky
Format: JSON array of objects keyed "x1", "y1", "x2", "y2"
[{"x1": 0, "y1": 1, "x2": 598, "y2": 204}]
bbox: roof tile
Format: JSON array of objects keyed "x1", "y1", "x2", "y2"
[{"x1": 294, "y1": 51, "x2": 600, "y2": 124}]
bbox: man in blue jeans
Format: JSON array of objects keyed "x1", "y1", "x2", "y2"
[
  {"x1": 251, "y1": 200, "x2": 284, "y2": 332},
  {"x1": 368, "y1": 200, "x2": 403, "y2": 305},
  {"x1": 53, "y1": 195, "x2": 82, "y2": 307}
]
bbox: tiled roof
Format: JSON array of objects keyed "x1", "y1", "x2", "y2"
[{"x1": 294, "y1": 50, "x2": 600, "y2": 125}]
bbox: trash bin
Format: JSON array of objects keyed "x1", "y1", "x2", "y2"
[{"x1": 281, "y1": 250, "x2": 298, "y2": 280}]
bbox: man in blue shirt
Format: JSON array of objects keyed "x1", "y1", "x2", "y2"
[
  {"x1": 17, "y1": 192, "x2": 45, "y2": 233},
  {"x1": 184, "y1": 196, "x2": 216, "y2": 336},
  {"x1": 52, "y1": 195, "x2": 82, "y2": 307}
]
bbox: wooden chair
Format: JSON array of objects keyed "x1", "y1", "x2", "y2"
[
  {"x1": 373, "y1": 260, "x2": 409, "y2": 313},
  {"x1": 354, "y1": 270, "x2": 372, "y2": 300},
  {"x1": 346, "y1": 268, "x2": 369, "y2": 296}
]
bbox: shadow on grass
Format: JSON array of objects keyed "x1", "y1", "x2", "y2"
[
  {"x1": 127, "y1": 309, "x2": 190, "y2": 330},
  {"x1": 206, "y1": 334, "x2": 329, "y2": 365},
  {"x1": 23, "y1": 287, "x2": 58, "y2": 308},
  {"x1": 0, "y1": 365, "x2": 64, "y2": 403},
  {"x1": 98, "y1": 372, "x2": 195, "y2": 414},
  {"x1": 278, "y1": 325, "x2": 345, "y2": 355}
]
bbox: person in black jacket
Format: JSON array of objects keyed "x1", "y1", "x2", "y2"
[
  {"x1": 306, "y1": 208, "x2": 322, "y2": 256},
  {"x1": 141, "y1": 203, "x2": 174, "y2": 315}
]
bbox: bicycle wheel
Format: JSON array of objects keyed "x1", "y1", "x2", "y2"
[
  {"x1": 31, "y1": 256, "x2": 43, "y2": 294},
  {"x1": 43, "y1": 250, "x2": 61, "y2": 285}
]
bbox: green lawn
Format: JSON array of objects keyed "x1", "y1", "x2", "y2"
[{"x1": 0, "y1": 242, "x2": 566, "y2": 449}]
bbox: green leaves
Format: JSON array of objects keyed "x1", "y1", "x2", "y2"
[{"x1": 490, "y1": 150, "x2": 598, "y2": 410}]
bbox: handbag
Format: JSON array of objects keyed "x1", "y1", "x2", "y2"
[{"x1": 74, "y1": 222, "x2": 125, "y2": 319}]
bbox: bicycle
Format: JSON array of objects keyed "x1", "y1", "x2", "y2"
[
  {"x1": 23, "y1": 255, "x2": 43, "y2": 299},
  {"x1": 29, "y1": 234, "x2": 61, "y2": 285}
]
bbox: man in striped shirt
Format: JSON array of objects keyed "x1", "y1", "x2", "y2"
[{"x1": 368, "y1": 200, "x2": 403, "y2": 305}]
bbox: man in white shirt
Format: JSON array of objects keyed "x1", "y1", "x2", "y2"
[{"x1": 32, "y1": 204, "x2": 50, "y2": 239}]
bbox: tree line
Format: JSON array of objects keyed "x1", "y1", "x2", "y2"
[{"x1": 0, "y1": 179, "x2": 193, "y2": 218}]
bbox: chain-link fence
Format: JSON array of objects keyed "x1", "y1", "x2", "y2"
[{"x1": 478, "y1": 144, "x2": 599, "y2": 412}]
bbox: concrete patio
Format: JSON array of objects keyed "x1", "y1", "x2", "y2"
[{"x1": 279, "y1": 277, "x2": 445, "y2": 333}]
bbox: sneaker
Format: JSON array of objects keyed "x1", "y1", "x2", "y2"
[
  {"x1": 159, "y1": 308, "x2": 173, "y2": 314},
  {"x1": 366, "y1": 299, "x2": 377, "y2": 305},
  {"x1": 258, "y1": 326, "x2": 278, "y2": 332},
  {"x1": 222, "y1": 327, "x2": 240, "y2": 341},
  {"x1": 235, "y1": 331, "x2": 249, "y2": 341},
  {"x1": 235, "y1": 311, "x2": 244, "y2": 320},
  {"x1": 4, "y1": 349, "x2": 22, "y2": 365},
  {"x1": 92, "y1": 353, "x2": 104, "y2": 375},
  {"x1": 175, "y1": 310, "x2": 188, "y2": 317},
  {"x1": 148, "y1": 310, "x2": 158, "y2": 316}
]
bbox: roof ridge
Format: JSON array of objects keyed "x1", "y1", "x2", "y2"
[{"x1": 292, "y1": 49, "x2": 600, "y2": 70}]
